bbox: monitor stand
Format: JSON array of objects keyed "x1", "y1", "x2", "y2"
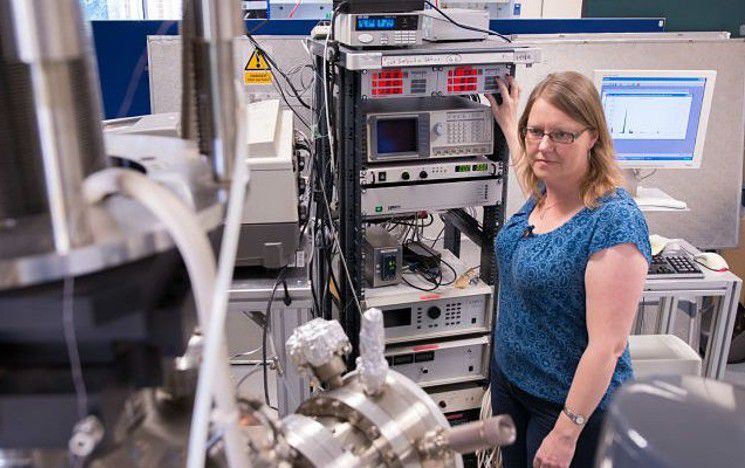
[
  {"x1": 622, "y1": 169, "x2": 640, "y2": 197},
  {"x1": 623, "y1": 169, "x2": 688, "y2": 210}
]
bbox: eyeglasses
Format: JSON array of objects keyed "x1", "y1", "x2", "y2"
[{"x1": 522, "y1": 126, "x2": 589, "y2": 144}]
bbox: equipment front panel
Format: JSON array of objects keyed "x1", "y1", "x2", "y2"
[
  {"x1": 385, "y1": 337, "x2": 489, "y2": 387},
  {"x1": 361, "y1": 63, "x2": 513, "y2": 98}
]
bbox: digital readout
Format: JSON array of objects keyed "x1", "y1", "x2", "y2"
[{"x1": 356, "y1": 17, "x2": 396, "y2": 30}]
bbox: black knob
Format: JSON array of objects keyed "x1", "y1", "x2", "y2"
[
  {"x1": 419, "y1": 171, "x2": 428, "y2": 179},
  {"x1": 427, "y1": 306, "x2": 441, "y2": 319},
  {"x1": 401, "y1": 171, "x2": 410, "y2": 180},
  {"x1": 438, "y1": 400, "x2": 447, "y2": 409}
]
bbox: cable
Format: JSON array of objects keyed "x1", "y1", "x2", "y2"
[
  {"x1": 231, "y1": 343, "x2": 263, "y2": 360},
  {"x1": 385, "y1": 214, "x2": 436, "y2": 228},
  {"x1": 272, "y1": 79, "x2": 311, "y2": 129},
  {"x1": 424, "y1": 1, "x2": 513, "y2": 43},
  {"x1": 62, "y1": 276, "x2": 87, "y2": 421},
  {"x1": 439, "y1": 256, "x2": 458, "y2": 285},
  {"x1": 313, "y1": 5, "x2": 361, "y2": 319},
  {"x1": 323, "y1": 34, "x2": 334, "y2": 167},
  {"x1": 318, "y1": 178, "x2": 363, "y2": 315},
  {"x1": 477, "y1": 386, "x2": 502, "y2": 467},
  {"x1": 425, "y1": 225, "x2": 446, "y2": 248},
  {"x1": 83, "y1": 168, "x2": 249, "y2": 468},
  {"x1": 263, "y1": 267, "x2": 289, "y2": 407},
  {"x1": 190, "y1": 78, "x2": 255, "y2": 468},
  {"x1": 295, "y1": 65, "x2": 315, "y2": 92},
  {"x1": 235, "y1": 365, "x2": 264, "y2": 392},
  {"x1": 328, "y1": 1, "x2": 348, "y2": 43},
  {"x1": 401, "y1": 272, "x2": 441, "y2": 291},
  {"x1": 243, "y1": 33, "x2": 312, "y2": 129},
  {"x1": 400, "y1": 240, "x2": 458, "y2": 291},
  {"x1": 288, "y1": 0, "x2": 303, "y2": 18},
  {"x1": 245, "y1": 32, "x2": 312, "y2": 110},
  {"x1": 323, "y1": 1, "x2": 349, "y2": 169},
  {"x1": 308, "y1": 257, "x2": 321, "y2": 317},
  {"x1": 297, "y1": 146, "x2": 316, "y2": 240},
  {"x1": 633, "y1": 169, "x2": 657, "y2": 182}
]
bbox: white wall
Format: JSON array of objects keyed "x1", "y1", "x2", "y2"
[
  {"x1": 107, "y1": 0, "x2": 143, "y2": 20},
  {"x1": 518, "y1": 0, "x2": 583, "y2": 18},
  {"x1": 106, "y1": 0, "x2": 181, "y2": 20},
  {"x1": 146, "y1": 0, "x2": 182, "y2": 19},
  {"x1": 541, "y1": 0, "x2": 583, "y2": 18},
  {"x1": 516, "y1": 0, "x2": 543, "y2": 17}
]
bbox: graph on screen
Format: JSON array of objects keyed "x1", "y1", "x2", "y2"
[{"x1": 603, "y1": 93, "x2": 692, "y2": 140}]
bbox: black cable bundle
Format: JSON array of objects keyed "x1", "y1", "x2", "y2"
[
  {"x1": 244, "y1": 31, "x2": 311, "y2": 129},
  {"x1": 401, "y1": 240, "x2": 457, "y2": 291}
]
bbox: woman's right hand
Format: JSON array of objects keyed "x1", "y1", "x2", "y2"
[
  {"x1": 485, "y1": 75, "x2": 521, "y2": 135},
  {"x1": 485, "y1": 75, "x2": 527, "y2": 195}
]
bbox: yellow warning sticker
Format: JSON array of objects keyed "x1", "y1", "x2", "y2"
[{"x1": 243, "y1": 49, "x2": 272, "y2": 86}]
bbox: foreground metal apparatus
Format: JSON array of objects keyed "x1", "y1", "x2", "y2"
[
  {"x1": 274, "y1": 312, "x2": 516, "y2": 467},
  {"x1": 285, "y1": 371, "x2": 515, "y2": 467},
  {"x1": 181, "y1": 0, "x2": 244, "y2": 182},
  {"x1": 1, "y1": 0, "x2": 518, "y2": 464},
  {"x1": 0, "y1": 0, "x2": 107, "y2": 277},
  {"x1": 0, "y1": 0, "x2": 234, "y2": 463}
]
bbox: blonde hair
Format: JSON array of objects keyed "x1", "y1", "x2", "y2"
[{"x1": 516, "y1": 71, "x2": 622, "y2": 208}]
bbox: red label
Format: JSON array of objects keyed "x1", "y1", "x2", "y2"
[
  {"x1": 419, "y1": 293, "x2": 441, "y2": 300},
  {"x1": 412, "y1": 344, "x2": 440, "y2": 352}
]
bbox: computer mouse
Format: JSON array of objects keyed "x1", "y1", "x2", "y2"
[{"x1": 694, "y1": 252, "x2": 729, "y2": 272}]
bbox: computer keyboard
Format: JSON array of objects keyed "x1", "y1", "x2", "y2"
[{"x1": 648, "y1": 254, "x2": 704, "y2": 279}]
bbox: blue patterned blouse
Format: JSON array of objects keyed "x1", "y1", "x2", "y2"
[{"x1": 494, "y1": 187, "x2": 652, "y2": 410}]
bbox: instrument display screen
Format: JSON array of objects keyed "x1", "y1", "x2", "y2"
[
  {"x1": 383, "y1": 308, "x2": 412, "y2": 328},
  {"x1": 356, "y1": 17, "x2": 396, "y2": 30},
  {"x1": 355, "y1": 15, "x2": 419, "y2": 31},
  {"x1": 377, "y1": 118, "x2": 418, "y2": 154}
]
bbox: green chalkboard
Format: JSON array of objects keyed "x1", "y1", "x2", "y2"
[{"x1": 583, "y1": 0, "x2": 744, "y2": 37}]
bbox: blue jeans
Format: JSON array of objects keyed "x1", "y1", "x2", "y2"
[{"x1": 490, "y1": 364, "x2": 605, "y2": 468}]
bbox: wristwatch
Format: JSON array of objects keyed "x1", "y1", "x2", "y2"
[{"x1": 562, "y1": 406, "x2": 587, "y2": 426}]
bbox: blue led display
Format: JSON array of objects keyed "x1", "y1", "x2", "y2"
[{"x1": 356, "y1": 17, "x2": 396, "y2": 30}]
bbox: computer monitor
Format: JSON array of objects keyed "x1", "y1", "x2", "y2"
[{"x1": 595, "y1": 70, "x2": 716, "y2": 169}]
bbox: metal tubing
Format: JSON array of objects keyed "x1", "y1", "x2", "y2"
[
  {"x1": 0, "y1": 0, "x2": 107, "y2": 252},
  {"x1": 199, "y1": 0, "x2": 242, "y2": 182},
  {"x1": 182, "y1": 0, "x2": 243, "y2": 183},
  {"x1": 443, "y1": 415, "x2": 516, "y2": 454},
  {"x1": 0, "y1": 0, "x2": 83, "y2": 62}
]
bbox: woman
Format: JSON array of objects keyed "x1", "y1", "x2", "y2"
[{"x1": 485, "y1": 71, "x2": 652, "y2": 468}]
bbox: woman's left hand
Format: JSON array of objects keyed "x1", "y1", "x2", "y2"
[{"x1": 533, "y1": 429, "x2": 577, "y2": 468}]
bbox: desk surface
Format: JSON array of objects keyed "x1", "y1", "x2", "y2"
[
  {"x1": 230, "y1": 264, "x2": 312, "y2": 301},
  {"x1": 645, "y1": 239, "x2": 741, "y2": 290}
]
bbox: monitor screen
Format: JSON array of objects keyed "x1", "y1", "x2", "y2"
[
  {"x1": 596, "y1": 70, "x2": 716, "y2": 169},
  {"x1": 376, "y1": 118, "x2": 418, "y2": 154}
]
